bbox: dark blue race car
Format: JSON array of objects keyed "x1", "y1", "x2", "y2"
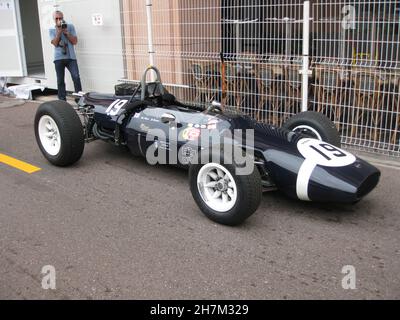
[{"x1": 34, "y1": 67, "x2": 380, "y2": 226}]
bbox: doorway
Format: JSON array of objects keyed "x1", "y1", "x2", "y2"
[{"x1": 19, "y1": 0, "x2": 45, "y2": 78}]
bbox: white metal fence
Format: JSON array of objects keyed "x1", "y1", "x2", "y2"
[
  {"x1": 311, "y1": 1, "x2": 400, "y2": 156},
  {"x1": 118, "y1": 0, "x2": 400, "y2": 157}
]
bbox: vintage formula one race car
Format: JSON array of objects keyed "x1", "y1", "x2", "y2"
[{"x1": 34, "y1": 66, "x2": 381, "y2": 226}]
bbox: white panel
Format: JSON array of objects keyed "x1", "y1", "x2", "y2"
[{"x1": 0, "y1": 0, "x2": 27, "y2": 77}]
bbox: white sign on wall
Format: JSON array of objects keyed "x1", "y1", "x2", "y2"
[
  {"x1": 92, "y1": 13, "x2": 103, "y2": 26},
  {"x1": 0, "y1": 1, "x2": 14, "y2": 11}
]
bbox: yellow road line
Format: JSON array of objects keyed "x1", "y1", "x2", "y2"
[{"x1": 0, "y1": 153, "x2": 41, "y2": 174}]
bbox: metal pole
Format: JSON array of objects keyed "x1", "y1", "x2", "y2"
[
  {"x1": 236, "y1": 22, "x2": 241, "y2": 55},
  {"x1": 146, "y1": 0, "x2": 155, "y2": 80},
  {"x1": 300, "y1": 1, "x2": 311, "y2": 112},
  {"x1": 284, "y1": 17, "x2": 291, "y2": 57}
]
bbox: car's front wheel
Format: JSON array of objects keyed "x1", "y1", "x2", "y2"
[
  {"x1": 189, "y1": 151, "x2": 262, "y2": 226},
  {"x1": 35, "y1": 100, "x2": 84, "y2": 166},
  {"x1": 283, "y1": 111, "x2": 341, "y2": 147}
]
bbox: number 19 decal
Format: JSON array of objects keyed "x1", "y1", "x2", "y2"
[
  {"x1": 297, "y1": 138, "x2": 356, "y2": 167},
  {"x1": 106, "y1": 99, "x2": 128, "y2": 116},
  {"x1": 310, "y1": 143, "x2": 347, "y2": 161}
]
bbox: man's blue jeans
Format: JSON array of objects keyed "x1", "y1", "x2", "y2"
[{"x1": 54, "y1": 59, "x2": 82, "y2": 101}]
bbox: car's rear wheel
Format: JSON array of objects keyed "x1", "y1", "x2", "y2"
[
  {"x1": 189, "y1": 149, "x2": 262, "y2": 226},
  {"x1": 35, "y1": 100, "x2": 84, "y2": 166},
  {"x1": 283, "y1": 111, "x2": 341, "y2": 147}
]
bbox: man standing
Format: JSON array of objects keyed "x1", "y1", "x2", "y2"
[{"x1": 49, "y1": 11, "x2": 82, "y2": 101}]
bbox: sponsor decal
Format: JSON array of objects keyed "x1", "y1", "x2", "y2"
[
  {"x1": 180, "y1": 146, "x2": 197, "y2": 165},
  {"x1": 158, "y1": 141, "x2": 169, "y2": 150},
  {"x1": 207, "y1": 119, "x2": 219, "y2": 130},
  {"x1": 140, "y1": 123, "x2": 150, "y2": 132},
  {"x1": 180, "y1": 127, "x2": 201, "y2": 141},
  {"x1": 186, "y1": 120, "x2": 218, "y2": 131},
  {"x1": 140, "y1": 116, "x2": 160, "y2": 123}
]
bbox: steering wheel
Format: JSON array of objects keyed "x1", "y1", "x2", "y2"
[{"x1": 206, "y1": 103, "x2": 223, "y2": 114}]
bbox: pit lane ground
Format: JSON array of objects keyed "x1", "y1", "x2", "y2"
[{"x1": 0, "y1": 95, "x2": 399, "y2": 299}]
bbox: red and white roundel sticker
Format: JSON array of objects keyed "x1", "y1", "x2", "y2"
[{"x1": 181, "y1": 128, "x2": 201, "y2": 141}]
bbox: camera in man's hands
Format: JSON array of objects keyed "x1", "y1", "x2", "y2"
[{"x1": 61, "y1": 20, "x2": 68, "y2": 29}]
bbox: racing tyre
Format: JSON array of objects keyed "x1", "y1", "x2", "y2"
[
  {"x1": 189, "y1": 148, "x2": 262, "y2": 226},
  {"x1": 283, "y1": 111, "x2": 341, "y2": 147},
  {"x1": 35, "y1": 100, "x2": 84, "y2": 166}
]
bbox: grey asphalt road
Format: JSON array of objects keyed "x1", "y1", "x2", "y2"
[{"x1": 0, "y1": 96, "x2": 399, "y2": 300}]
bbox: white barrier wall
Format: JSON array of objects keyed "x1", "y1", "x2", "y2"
[{"x1": 38, "y1": 0, "x2": 125, "y2": 93}]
